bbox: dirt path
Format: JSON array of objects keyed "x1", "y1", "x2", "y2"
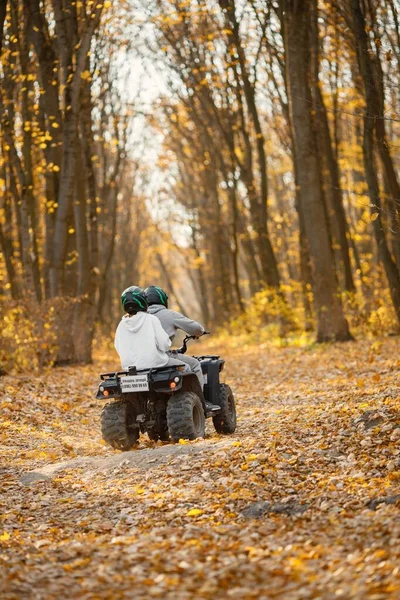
[{"x1": 1, "y1": 337, "x2": 400, "y2": 599}]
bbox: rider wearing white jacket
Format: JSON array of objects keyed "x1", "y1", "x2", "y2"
[{"x1": 114, "y1": 286, "x2": 189, "y2": 373}]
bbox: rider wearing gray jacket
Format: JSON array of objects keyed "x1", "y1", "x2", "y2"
[{"x1": 145, "y1": 286, "x2": 205, "y2": 388}]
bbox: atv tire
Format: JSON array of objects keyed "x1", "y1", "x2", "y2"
[
  {"x1": 213, "y1": 384, "x2": 237, "y2": 434},
  {"x1": 101, "y1": 400, "x2": 139, "y2": 451},
  {"x1": 167, "y1": 392, "x2": 205, "y2": 442}
]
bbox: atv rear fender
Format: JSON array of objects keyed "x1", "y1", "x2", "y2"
[{"x1": 200, "y1": 357, "x2": 225, "y2": 404}]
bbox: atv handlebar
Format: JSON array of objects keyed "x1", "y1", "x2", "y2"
[{"x1": 176, "y1": 331, "x2": 210, "y2": 355}]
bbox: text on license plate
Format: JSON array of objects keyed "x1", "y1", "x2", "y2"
[{"x1": 120, "y1": 375, "x2": 149, "y2": 393}]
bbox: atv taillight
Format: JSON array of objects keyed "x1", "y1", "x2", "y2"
[
  {"x1": 103, "y1": 390, "x2": 109, "y2": 396},
  {"x1": 170, "y1": 382, "x2": 177, "y2": 389}
]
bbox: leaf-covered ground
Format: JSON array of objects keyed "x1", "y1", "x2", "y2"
[{"x1": 1, "y1": 337, "x2": 400, "y2": 599}]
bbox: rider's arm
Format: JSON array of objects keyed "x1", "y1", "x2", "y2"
[
  {"x1": 169, "y1": 310, "x2": 205, "y2": 337},
  {"x1": 152, "y1": 315, "x2": 172, "y2": 352}
]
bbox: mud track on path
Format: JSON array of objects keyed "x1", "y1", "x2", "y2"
[{"x1": 21, "y1": 439, "x2": 235, "y2": 483}]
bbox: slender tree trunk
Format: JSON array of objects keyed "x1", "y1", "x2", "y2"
[
  {"x1": 0, "y1": 208, "x2": 19, "y2": 298},
  {"x1": 97, "y1": 188, "x2": 118, "y2": 321},
  {"x1": 350, "y1": 0, "x2": 400, "y2": 323},
  {"x1": 156, "y1": 252, "x2": 189, "y2": 316},
  {"x1": 219, "y1": 0, "x2": 281, "y2": 288},
  {"x1": 50, "y1": 110, "x2": 78, "y2": 296},
  {"x1": 282, "y1": 0, "x2": 351, "y2": 342},
  {"x1": 224, "y1": 165, "x2": 244, "y2": 311},
  {"x1": 0, "y1": 99, "x2": 36, "y2": 297},
  {"x1": 0, "y1": 0, "x2": 7, "y2": 54},
  {"x1": 16, "y1": 1, "x2": 42, "y2": 301},
  {"x1": 362, "y1": 115, "x2": 400, "y2": 323},
  {"x1": 190, "y1": 228, "x2": 211, "y2": 326}
]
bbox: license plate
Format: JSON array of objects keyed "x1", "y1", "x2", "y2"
[{"x1": 120, "y1": 375, "x2": 149, "y2": 393}]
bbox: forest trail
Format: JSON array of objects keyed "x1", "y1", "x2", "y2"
[{"x1": 1, "y1": 337, "x2": 400, "y2": 599}]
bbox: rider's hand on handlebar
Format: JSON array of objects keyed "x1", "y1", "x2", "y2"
[{"x1": 197, "y1": 331, "x2": 210, "y2": 339}]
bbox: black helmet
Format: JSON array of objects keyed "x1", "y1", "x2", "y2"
[
  {"x1": 145, "y1": 285, "x2": 168, "y2": 308},
  {"x1": 121, "y1": 286, "x2": 148, "y2": 315}
]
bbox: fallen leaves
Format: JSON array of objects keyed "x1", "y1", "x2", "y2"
[
  {"x1": 186, "y1": 508, "x2": 203, "y2": 517},
  {"x1": 1, "y1": 337, "x2": 400, "y2": 598}
]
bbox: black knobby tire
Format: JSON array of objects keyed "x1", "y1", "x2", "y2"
[
  {"x1": 101, "y1": 400, "x2": 139, "y2": 451},
  {"x1": 213, "y1": 384, "x2": 237, "y2": 434},
  {"x1": 167, "y1": 391, "x2": 205, "y2": 442}
]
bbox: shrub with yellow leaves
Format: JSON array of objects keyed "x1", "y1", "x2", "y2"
[
  {"x1": 0, "y1": 299, "x2": 58, "y2": 373},
  {"x1": 224, "y1": 285, "x2": 304, "y2": 345}
]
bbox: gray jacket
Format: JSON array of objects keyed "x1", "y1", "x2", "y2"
[{"x1": 148, "y1": 305, "x2": 205, "y2": 341}]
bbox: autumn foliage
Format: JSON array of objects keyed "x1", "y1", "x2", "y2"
[{"x1": 1, "y1": 0, "x2": 400, "y2": 369}]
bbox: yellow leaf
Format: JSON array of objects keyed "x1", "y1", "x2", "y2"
[
  {"x1": 0, "y1": 532, "x2": 10, "y2": 542},
  {"x1": 370, "y1": 212, "x2": 379, "y2": 222},
  {"x1": 51, "y1": 122, "x2": 60, "y2": 129},
  {"x1": 81, "y1": 70, "x2": 91, "y2": 80},
  {"x1": 288, "y1": 557, "x2": 307, "y2": 571},
  {"x1": 186, "y1": 508, "x2": 203, "y2": 517}
]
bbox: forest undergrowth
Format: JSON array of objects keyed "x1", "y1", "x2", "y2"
[{"x1": 1, "y1": 335, "x2": 400, "y2": 599}]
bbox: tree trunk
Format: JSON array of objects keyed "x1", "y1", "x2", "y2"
[
  {"x1": 282, "y1": 0, "x2": 351, "y2": 342},
  {"x1": 219, "y1": 0, "x2": 281, "y2": 288},
  {"x1": 0, "y1": 218, "x2": 19, "y2": 298},
  {"x1": 50, "y1": 110, "x2": 78, "y2": 296},
  {"x1": 309, "y1": 0, "x2": 354, "y2": 294},
  {"x1": 0, "y1": 0, "x2": 7, "y2": 54},
  {"x1": 156, "y1": 252, "x2": 189, "y2": 316},
  {"x1": 190, "y1": 227, "x2": 211, "y2": 326},
  {"x1": 0, "y1": 98, "x2": 37, "y2": 297},
  {"x1": 350, "y1": 0, "x2": 400, "y2": 323},
  {"x1": 362, "y1": 115, "x2": 400, "y2": 323},
  {"x1": 313, "y1": 82, "x2": 355, "y2": 293}
]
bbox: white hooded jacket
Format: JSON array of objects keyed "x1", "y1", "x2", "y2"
[{"x1": 114, "y1": 312, "x2": 171, "y2": 371}]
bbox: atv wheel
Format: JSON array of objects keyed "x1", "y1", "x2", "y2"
[
  {"x1": 213, "y1": 384, "x2": 237, "y2": 434},
  {"x1": 167, "y1": 392, "x2": 205, "y2": 442},
  {"x1": 101, "y1": 400, "x2": 139, "y2": 451}
]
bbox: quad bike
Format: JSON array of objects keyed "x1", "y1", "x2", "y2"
[{"x1": 96, "y1": 333, "x2": 237, "y2": 450}]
